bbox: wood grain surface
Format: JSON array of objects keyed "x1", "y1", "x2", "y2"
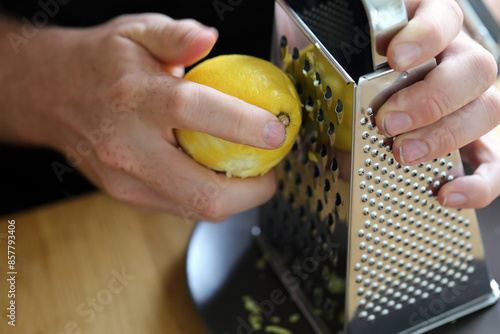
[{"x1": 0, "y1": 192, "x2": 209, "y2": 334}]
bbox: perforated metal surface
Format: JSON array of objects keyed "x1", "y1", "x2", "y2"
[
  {"x1": 285, "y1": 0, "x2": 373, "y2": 79},
  {"x1": 347, "y1": 69, "x2": 495, "y2": 332},
  {"x1": 299, "y1": 0, "x2": 355, "y2": 52},
  {"x1": 256, "y1": 1, "x2": 499, "y2": 333}
]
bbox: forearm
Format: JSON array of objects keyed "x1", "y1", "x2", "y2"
[{"x1": 0, "y1": 16, "x2": 75, "y2": 148}]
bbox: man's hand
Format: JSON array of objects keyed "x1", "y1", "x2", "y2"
[
  {"x1": 0, "y1": 14, "x2": 286, "y2": 221},
  {"x1": 376, "y1": 0, "x2": 500, "y2": 208}
]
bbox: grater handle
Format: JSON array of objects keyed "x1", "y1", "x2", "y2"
[{"x1": 361, "y1": 0, "x2": 408, "y2": 70}]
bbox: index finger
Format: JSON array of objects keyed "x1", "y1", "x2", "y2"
[
  {"x1": 387, "y1": 0, "x2": 464, "y2": 70},
  {"x1": 156, "y1": 76, "x2": 291, "y2": 149}
]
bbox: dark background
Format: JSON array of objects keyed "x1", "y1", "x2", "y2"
[{"x1": 0, "y1": 0, "x2": 274, "y2": 215}]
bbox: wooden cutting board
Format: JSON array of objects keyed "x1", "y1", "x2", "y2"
[{"x1": 0, "y1": 192, "x2": 209, "y2": 334}]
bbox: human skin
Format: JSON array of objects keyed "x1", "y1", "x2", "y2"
[
  {"x1": 484, "y1": 0, "x2": 500, "y2": 21},
  {"x1": 0, "y1": 0, "x2": 499, "y2": 221},
  {"x1": 377, "y1": 0, "x2": 500, "y2": 208},
  {"x1": 0, "y1": 15, "x2": 285, "y2": 221}
]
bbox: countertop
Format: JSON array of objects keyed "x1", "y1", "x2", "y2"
[{"x1": 0, "y1": 192, "x2": 208, "y2": 334}]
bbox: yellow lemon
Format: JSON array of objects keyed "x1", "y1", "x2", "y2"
[{"x1": 174, "y1": 54, "x2": 302, "y2": 178}]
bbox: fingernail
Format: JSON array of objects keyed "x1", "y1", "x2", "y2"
[
  {"x1": 443, "y1": 193, "x2": 467, "y2": 207},
  {"x1": 383, "y1": 112, "x2": 412, "y2": 136},
  {"x1": 263, "y1": 121, "x2": 286, "y2": 148},
  {"x1": 393, "y1": 43, "x2": 421, "y2": 69},
  {"x1": 400, "y1": 139, "x2": 429, "y2": 165}
]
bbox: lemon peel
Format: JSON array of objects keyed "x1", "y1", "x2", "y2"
[{"x1": 175, "y1": 54, "x2": 302, "y2": 178}]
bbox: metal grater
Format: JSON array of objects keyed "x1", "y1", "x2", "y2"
[{"x1": 252, "y1": 0, "x2": 500, "y2": 333}]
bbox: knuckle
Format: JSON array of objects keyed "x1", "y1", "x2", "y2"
[
  {"x1": 417, "y1": 0, "x2": 463, "y2": 49},
  {"x1": 194, "y1": 197, "x2": 224, "y2": 221},
  {"x1": 168, "y1": 82, "x2": 201, "y2": 126},
  {"x1": 107, "y1": 14, "x2": 132, "y2": 27},
  {"x1": 492, "y1": 86, "x2": 500, "y2": 112},
  {"x1": 443, "y1": 0, "x2": 464, "y2": 25},
  {"x1": 484, "y1": 88, "x2": 500, "y2": 125},
  {"x1": 473, "y1": 181, "x2": 493, "y2": 209},
  {"x1": 168, "y1": 18, "x2": 200, "y2": 44},
  {"x1": 178, "y1": 18, "x2": 201, "y2": 28},
  {"x1": 190, "y1": 182, "x2": 227, "y2": 220},
  {"x1": 106, "y1": 74, "x2": 137, "y2": 103},
  {"x1": 477, "y1": 193, "x2": 493, "y2": 209},
  {"x1": 96, "y1": 142, "x2": 133, "y2": 172},
  {"x1": 110, "y1": 13, "x2": 143, "y2": 25},
  {"x1": 230, "y1": 109, "x2": 246, "y2": 143},
  {"x1": 470, "y1": 48, "x2": 498, "y2": 87},
  {"x1": 115, "y1": 14, "x2": 172, "y2": 37},
  {"x1": 424, "y1": 87, "x2": 451, "y2": 123},
  {"x1": 426, "y1": 121, "x2": 461, "y2": 158},
  {"x1": 108, "y1": 74, "x2": 153, "y2": 115},
  {"x1": 418, "y1": 18, "x2": 445, "y2": 49},
  {"x1": 437, "y1": 120, "x2": 461, "y2": 154},
  {"x1": 107, "y1": 22, "x2": 145, "y2": 49}
]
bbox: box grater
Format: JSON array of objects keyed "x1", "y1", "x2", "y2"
[{"x1": 253, "y1": 0, "x2": 500, "y2": 333}]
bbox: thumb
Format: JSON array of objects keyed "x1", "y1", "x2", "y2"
[{"x1": 119, "y1": 14, "x2": 218, "y2": 66}]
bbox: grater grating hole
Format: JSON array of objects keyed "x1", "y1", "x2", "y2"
[
  {"x1": 314, "y1": 72, "x2": 322, "y2": 86},
  {"x1": 327, "y1": 213, "x2": 334, "y2": 226},
  {"x1": 317, "y1": 199, "x2": 324, "y2": 212},
  {"x1": 298, "y1": 205, "x2": 306, "y2": 218},
  {"x1": 325, "y1": 85, "x2": 332, "y2": 100},
  {"x1": 310, "y1": 132, "x2": 317, "y2": 144},
  {"x1": 320, "y1": 144, "x2": 327, "y2": 157},
  {"x1": 324, "y1": 179, "x2": 331, "y2": 192},
  {"x1": 295, "y1": 173, "x2": 302, "y2": 185},
  {"x1": 303, "y1": 59, "x2": 311, "y2": 74},
  {"x1": 302, "y1": 152, "x2": 309, "y2": 165},
  {"x1": 284, "y1": 159, "x2": 291, "y2": 172},
  {"x1": 335, "y1": 193, "x2": 342, "y2": 206},
  {"x1": 306, "y1": 185, "x2": 313, "y2": 198},
  {"x1": 278, "y1": 179, "x2": 284, "y2": 192},
  {"x1": 335, "y1": 99, "x2": 343, "y2": 114},
  {"x1": 306, "y1": 95, "x2": 314, "y2": 110},
  {"x1": 264, "y1": 30, "x2": 481, "y2": 331},
  {"x1": 317, "y1": 109, "x2": 325, "y2": 122},
  {"x1": 295, "y1": 82, "x2": 303, "y2": 95},
  {"x1": 327, "y1": 122, "x2": 335, "y2": 136},
  {"x1": 280, "y1": 35, "x2": 287, "y2": 48},
  {"x1": 313, "y1": 165, "x2": 320, "y2": 178},
  {"x1": 353, "y1": 110, "x2": 476, "y2": 321},
  {"x1": 331, "y1": 158, "x2": 338, "y2": 172}
]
